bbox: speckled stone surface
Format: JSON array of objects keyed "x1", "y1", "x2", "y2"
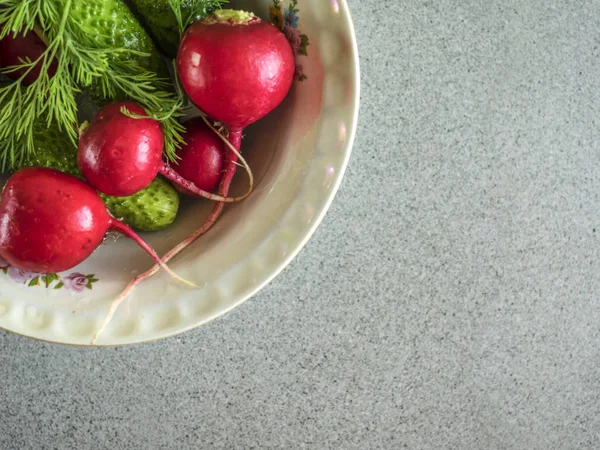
[{"x1": 3, "y1": 0, "x2": 600, "y2": 448}]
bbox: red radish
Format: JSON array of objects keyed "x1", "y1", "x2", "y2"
[
  {"x1": 78, "y1": 101, "x2": 247, "y2": 202},
  {"x1": 172, "y1": 117, "x2": 225, "y2": 195},
  {"x1": 0, "y1": 167, "x2": 192, "y2": 285},
  {"x1": 78, "y1": 101, "x2": 163, "y2": 197},
  {"x1": 0, "y1": 29, "x2": 57, "y2": 85},
  {"x1": 177, "y1": 10, "x2": 295, "y2": 131}
]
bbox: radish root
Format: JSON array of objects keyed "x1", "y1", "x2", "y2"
[
  {"x1": 109, "y1": 219, "x2": 198, "y2": 289},
  {"x1": 91, "y1": 203, "x2": 224, "y2": 345}
]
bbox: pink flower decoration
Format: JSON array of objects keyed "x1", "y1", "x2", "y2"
[
  {"x1": 8, "y1": 267, "x2": 39, "y2": 283},
  {"x1": 0, "y1": 256, "x2": 9, "y2": 268},
  {"x1": 283, "y1": 25, "x2": 302, "y2": 55},
  {"x1": 63, "y1": 272, "x2": 88, "y2": 292}
]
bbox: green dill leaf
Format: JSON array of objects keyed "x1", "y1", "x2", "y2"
[{"x1": 164, "y1": 0, "x2": 228, "y2": 33}]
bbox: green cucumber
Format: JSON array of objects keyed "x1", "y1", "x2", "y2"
[
  {"x1": 25, "y1": 126, "x2": 81, "y2": 177},
  {"x1": 69, "y1": 0, "x2": 170, "y2": 100},
  {"x1": 21, "y1": 126, "x2": 180, "y2": 232},
  {"x1": 128, "y1": 0, "x2": 223, "y2": 57},
  {"x1": 101, "y1": 180, "x2": 180, "y2": 232}
]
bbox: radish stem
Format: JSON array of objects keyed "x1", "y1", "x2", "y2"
[
  {"x1": 198, "y1": 114, "x2": 252, "y2": 192},
  {"x1": 159, "y1": 161, "x2": 248, "y2": 203}
]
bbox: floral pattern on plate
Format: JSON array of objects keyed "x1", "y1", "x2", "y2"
[
  {"x1": 0, "y1": 257, "x2": 99, "y2": 291},
  {"x1": 270, "y1": 0, "x2": 310, "y2": 81}
]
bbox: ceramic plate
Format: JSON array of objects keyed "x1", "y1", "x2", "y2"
[{"x1": 0, "y1": 0, "x2": 360, "y2": 345}]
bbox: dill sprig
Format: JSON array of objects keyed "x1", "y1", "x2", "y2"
[
  {"x1": 0, "y1": 0, "x2": 185, "y2": 170},
  {"x1": 167, "y1": 0, "x2": 228, "y2": 35}
]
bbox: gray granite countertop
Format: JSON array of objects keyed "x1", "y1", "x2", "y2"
[{"x1": 3, "y1": 0, "x2": 600, "y2": 448}]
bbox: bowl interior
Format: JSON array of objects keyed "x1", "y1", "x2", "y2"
[{"x1": 0, "y1": 0, "x2": 359, "y2": 345}]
